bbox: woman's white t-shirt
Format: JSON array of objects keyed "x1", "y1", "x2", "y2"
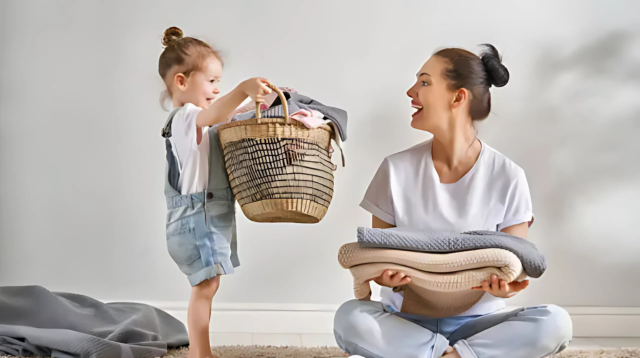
[
  {"x1": 360, "y1": 138, "x2": 533, "y2": 316},
  {"x1": 169, "y1": 104, "x2": 210, "y2": 195}
]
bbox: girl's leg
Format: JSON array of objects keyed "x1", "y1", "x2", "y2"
[
  {"x1": 451, "y1": 305, "x2": 572, "y2": 358},
  {"x1": 188, "y1": 276, "x2": 221, "y2": 358},
  {"x1": 334, "y1": 299, "x2": 450, "y2": 358}
]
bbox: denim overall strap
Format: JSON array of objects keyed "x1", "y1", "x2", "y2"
[
  {"x1": 162, "y1": 108, "x2": 182, "y2": 199},
  {"x1": 205, "y1": 124, "x2": 239, "y2": 268}
]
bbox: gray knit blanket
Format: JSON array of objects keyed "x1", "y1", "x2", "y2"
[
  {"x1": 0, "y1": 286, "x2": 188, "y2": 358},
  {"x1": 357, "y1": 228, "x2": 546, "y2": 278}
]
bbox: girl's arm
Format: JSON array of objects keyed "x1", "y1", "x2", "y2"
[{"x1": 196, "y1": 78, "x2": 271, "y2": 128}]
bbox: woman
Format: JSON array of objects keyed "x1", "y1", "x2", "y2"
[{"x1": 334, "y1": 45, "x2": 572, "y2": 358}]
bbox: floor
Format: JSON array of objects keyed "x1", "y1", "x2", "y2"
[
  {"x1": 209, "y1": 333, "x2": 337, "y2": 348},
  {"x1": 209, "y1": 333, "x2": 640, "y2": 350},
  {"x1": 565, "y1": 338, "x2": 640, "y2": 350}
]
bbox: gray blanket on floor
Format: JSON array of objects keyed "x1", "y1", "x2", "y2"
[
  {"x1": 0, "y1": 286, "x2": 188, "y2": 358},
  {"x1": 357, "y1": 228, "x2": 546, "y2": 278}
]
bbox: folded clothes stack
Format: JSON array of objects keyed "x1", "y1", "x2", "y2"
[{"x1": 338, "y1": 228, "x2": 546, "y2": 318}]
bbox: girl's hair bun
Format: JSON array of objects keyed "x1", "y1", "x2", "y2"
[{"x1": 162, "y1": 27, "x2": 184, "y2": 47}]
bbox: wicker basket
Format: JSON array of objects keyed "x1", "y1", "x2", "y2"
[{"x1": 218, "y1": 85, "x2": 335, "y2": 223}]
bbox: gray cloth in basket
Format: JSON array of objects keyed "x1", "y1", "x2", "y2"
[
  {"x1": 0, "y1": 286, "x2": 188, "y2": 358},
  {"x1": 232, "y1": 92, "x2": 348, "y2": 142},
  {"x1": 357, "y1": 228, "x2": 546, "y2": 278}
]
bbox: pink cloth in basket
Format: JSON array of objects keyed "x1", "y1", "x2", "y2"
[{"x1": 290, "y1": 109, "x2": 327, "y2": 128}]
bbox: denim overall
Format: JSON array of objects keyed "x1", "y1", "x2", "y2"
[{"x1": 162, "y1": 108, "x2": 240, "y2": 286}]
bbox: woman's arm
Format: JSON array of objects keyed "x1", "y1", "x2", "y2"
[
  {"x1": 473, "y1": 222, "x2": 531, "y2": 297},
  {"x1": 501, "y1": 222, "x2": 528, "y2": 239},
  {"x1": 373, "y1": 215, "x2": 395, "y2": 229},
  {"x1": 361, "y1": 216, "x2": 409, "y2": 301}
]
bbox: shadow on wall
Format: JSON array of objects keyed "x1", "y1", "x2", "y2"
[{"x1": 518, "y1": 31, "x2": 640, "y2": 264}]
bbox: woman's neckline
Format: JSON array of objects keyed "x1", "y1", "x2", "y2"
[{"x1": 429, "y1": 138, "x2": 485, "y2": 185}]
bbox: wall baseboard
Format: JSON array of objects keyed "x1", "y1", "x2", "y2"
[
  {"x1": 563, "y1": 306, "x2": 640, "y2": 338},
  {"x1": 132, "y1": 302, "x2": 640, "y2": 338}
]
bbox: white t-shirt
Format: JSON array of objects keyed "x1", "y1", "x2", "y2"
[
  {"x1": 169, "y1": 103, "x2": 210, "y2": 195},
  {"x1": 360, "y1": 138, "x2": 533, "y2": 316}
]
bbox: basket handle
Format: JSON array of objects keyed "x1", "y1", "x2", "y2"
[{"x1": 255, "y1": 83, "x2": 290, "y2": 124}]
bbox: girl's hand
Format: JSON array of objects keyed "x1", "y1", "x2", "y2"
[
  {"x1": 472, "y1": 275, "x2": 529, "y2": 298},
  {"x1": 196, "y1": 78, "x2": 272, "y2": 128},
  {"x1": 369, "y1": 269, "x2": 412, "y2": 288},
  {"x1": 241, "y1": 77, "x2": 272, "y2": 104}
]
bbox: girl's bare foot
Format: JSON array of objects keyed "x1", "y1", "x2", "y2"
[{"x1": 187, "y1": 348, "x2": 220, "y2": 358}]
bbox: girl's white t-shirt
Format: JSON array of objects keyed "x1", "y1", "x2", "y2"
[
  {"x1": 169, "y1": 104, "x2": 210, "y2": 195},
  {"x1": 360, "y1": 138, "x2": 534, "y2": 316}
]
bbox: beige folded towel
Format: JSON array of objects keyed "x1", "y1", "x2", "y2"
[{"x1": 338, "y1": 243, "x2": 527, "y2": 317}]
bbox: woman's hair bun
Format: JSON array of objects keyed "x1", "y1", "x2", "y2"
[
  {"x1": 480, "y1": 44, "x2": 509, "y2": 88},
  {"x1": 162, "y1": 27, "x2": 184, "y2": 47}
]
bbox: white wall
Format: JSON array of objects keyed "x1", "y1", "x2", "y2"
[{"x1": 1, "y1": 0, "x2": 639, "y2": 311}]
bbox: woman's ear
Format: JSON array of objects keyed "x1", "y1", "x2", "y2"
[
  {"x1": 173, "y1": 73, "x2": 187, "y2": 91},
  {"x1": 451, "y1": 87, "x2": 469, "y2": 109}
]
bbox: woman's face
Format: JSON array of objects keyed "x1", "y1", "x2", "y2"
[{"x1": 407, "y1": 55, "x2": 455, "y2": 132}]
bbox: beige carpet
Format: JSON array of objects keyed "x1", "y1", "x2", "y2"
[
  {"x1": 161, "y1": 347, "x2": 640, "y2": 358},
  {"x1": 557, "y1": 350, "x2": 640, "y2": 358},
  {"x1": 3, "y1": 347, "x2": 640, "y2": 357},
  {"x1": 165, "y1": 346, "x2": 348, "y2": 357}
]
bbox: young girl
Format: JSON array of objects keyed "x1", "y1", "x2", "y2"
[{"x1": 158, "y1": 26, "x2": 271, "y2": 358}]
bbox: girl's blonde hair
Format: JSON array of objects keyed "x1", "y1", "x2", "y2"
[{"x1": 158, "y1": 26, "x2": 223, "y2": 87}]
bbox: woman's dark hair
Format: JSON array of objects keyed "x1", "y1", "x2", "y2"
[{"x1": 434, "y1": 44, "x2": 509, "y2": 120}]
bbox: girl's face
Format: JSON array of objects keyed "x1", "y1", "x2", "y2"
[
  {"x1": 176, "y1": 56, "x2": 223, "y2": 109},
  {"x1": 406, "y1": 55, "x2": 456, "y2": 133}
]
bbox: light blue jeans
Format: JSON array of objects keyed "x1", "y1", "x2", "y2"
[{"x1": 334, "y1": 300, "x2": 572, "y2": 358}]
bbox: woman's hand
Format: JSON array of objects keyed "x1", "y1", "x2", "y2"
[
  {"x1": 370, "y1": 269, "x2": 412, "y2": 288},
  {"x1": 360, "y1": 270, "x2": 411, "y2": 301},
  {"x1": 240, "y1": 77, "x2": 272, "y2": 103},
  {"x1": 472, "y1": 275, "x2": 529, "y2": 298}
]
